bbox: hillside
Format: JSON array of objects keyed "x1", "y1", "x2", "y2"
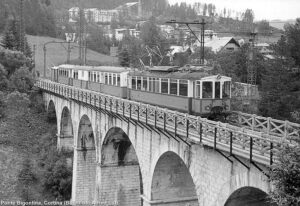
[{"x1": 27, "y1": 35, "x2": 117, "y2": 76}]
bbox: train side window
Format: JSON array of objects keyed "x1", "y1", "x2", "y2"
[
  {"x1": 132, "y1": 76, "x2": 137, "y2": 90},
  {"x1": 137, "y1": 77, "x2": 142, "y2": 90},
  {"x1": 142, "y1": 77, "x2": 147, "y2": 91},
  {"x1": 74, "y1": 71, "x2": 78, "y2": 79},
  {"x1": 170, "y1": 79, "x2": 178, "y2": 95},
  {"x1": 161, "y1": 78, "x2": 169, "y2": 94},
  {"x1": 203, "y1": 82, "x2": 212, "y2": 98},
  {"x1": 112, "y1": 74, "x2": 116, "y2": 86},
  {"x1": 223, "y1": 81, "x2": 231, "y2": 98},
  {"x1": 179, "y1": 80, "x2": 188, "y2": 96},
  {"x1": 105, "y1": 73, "x2": 108, "y2": 84},
  {"x1": 97, "y1": 73, "x2": 100, "y2": 82},
  {"x1": 195, "y1": 81, "x2": 201, "y2": 98},
  {"x1": 215, "y1": 82, "x2": 221, "y2": 99},
  {"x1": 149, "y1": 77, "x2": 154, "y2": 92},
  {"x1": 117, "y1": 74, "x2": 120, "y2": 86},
  {"x1": 94, "y1": 73, "x2": 97, "y2": 82},
  {"x1": 154, "y1": 78, "x2": 160, "y2": 93},
  {"x1": 88, "y1": 72, "x2": 91, "y2": 81}
]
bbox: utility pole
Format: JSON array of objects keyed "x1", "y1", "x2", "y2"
[
  {"x1": 19, "y1": 0, "x2": 25, "y2": 53},
  {"x1": 78, "y1": 0, "x2": 86, "y2": 65},
  {"x1": 166, "y1": 19, "x2": 206, "y2": 65}
]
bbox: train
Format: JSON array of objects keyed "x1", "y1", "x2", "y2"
[{"x1": 50, "y1": 64, "x2": 232, "y2": 119}]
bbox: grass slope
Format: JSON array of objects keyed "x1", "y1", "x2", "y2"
[{"x1": 27, "y1": 35, "x2": 118, "y2": 76}]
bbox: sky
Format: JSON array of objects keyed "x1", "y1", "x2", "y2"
[{"x1": 168, "y1": 0, "x2": 300, "y2": 21}]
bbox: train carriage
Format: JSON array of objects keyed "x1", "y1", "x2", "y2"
[
  {"x1": 128, "y1": 66, "x2": 231, "y2": 116},
  {"x1": 51, "y1": 64, "x2": 232, "y2": 118},
  {"x1": 52, "y1": 64, "x2": 130, "y2": 98}
]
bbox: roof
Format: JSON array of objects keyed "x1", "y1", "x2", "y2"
[
  {"x1": 56, "y1": 64, "x2": 130, "y2": 73},
  {"x1": 130, "y1": 70, "x2": 231, "y2": 81},
  {"x1": 204, "y1": 37, "x2": 240, "y2": 53}
]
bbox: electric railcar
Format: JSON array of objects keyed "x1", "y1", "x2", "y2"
[{"x1": 51, "y1": 64, "x2": 232, "y2": 118}]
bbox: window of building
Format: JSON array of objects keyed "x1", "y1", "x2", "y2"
[
  {"x1": 170, "y1": 79, "x2": 178, "y2": 95},
  {"x1": 202, "y1": 82, "x2": 212, "y2": 98},
  {"x1": 161, "y1": 78, "x2": 169, "y2": 94},
  {"x1": 215, "y1": 82, "x2": 220, "y2": 99},
  {"x1": 179, "y1": 80, "x2": 188, "y2": 96},
  {"x1": 223, "y1": 81, "x2": 231, "y2": 98}
]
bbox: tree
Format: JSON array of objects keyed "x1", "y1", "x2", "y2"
[
  {"x1": 258, "y1": 36, "x2": 299, "y2": 120},
  {"x1": 9, "y1": 67, "x2": 35, "y2": 93},
  {"x1": 203, "y1": 4, "x2": 207, "y2": 16},
  {"x1": 118, "y1": 48, "x2": 130, "y2": 67},
  {"x1": 0, "y1": 64, "x2": 9, "y2": 91},
  {"x1": 1, "y1": 19, "x2": 32, "y2": 58},
  {"x1": 257, "y1": 20, "x2": 271, "y2": 36},
  {"x1": 18, "y1": 159, "x2": 37, "y2": 201},
  {"x1": 269, "y1": 142, "x2": 300, "y2": 206},
  {"x1": 0, "y1": 49, "x2": 33, "y2": 77},
  {"x1": 285, "y1": 18, "x2": 300, "y2": 67}
]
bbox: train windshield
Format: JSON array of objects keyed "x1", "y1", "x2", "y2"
[{"x1": 222, "y1": 81, "x2": 231, "y2": 98}]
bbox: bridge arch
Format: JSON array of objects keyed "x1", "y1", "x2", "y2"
[
  {"x1": 224, "y1": 186, "x2": 277, "y2": 206},
  {"x1": 99, "y1": 127, "x2": 143, "y2": 205},
  {"x1": 59, "y1": 106, "x2": 74, "y2": 150},
  {"x1": 72, "y1": 114, "x2": 97, "y2": 202},
  {"x1": 150, "y1": 151, "x2": 199, "y2": 205},
  {"x1": 47, "y1": 99, "x2": 57, "y2": 123}
]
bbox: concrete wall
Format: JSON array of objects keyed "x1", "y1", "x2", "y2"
[{"x1": 43, "y1": 92, "x2": 273, "y2": 206}]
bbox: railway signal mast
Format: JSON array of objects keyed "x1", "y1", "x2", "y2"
[
  {"x1": 166, "y1": 19, "x2": 206, "y2": 65},
  {"x1": 247, "y1": 31, "x2": 257, "y2": 97},
  {"x1": 19, "y1": 0, "x2": 25, "y2": 53}
]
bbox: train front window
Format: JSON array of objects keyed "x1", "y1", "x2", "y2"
[
  {"x1": 170, "y1": 79, "x2": 178, "y2": 95},
  {"x1": 202, "y1": 82, "x2": 212, "y2": 98},
  {"x1": 105, "y1": 73, "x2": 108, "y2": 84},
  {"x1": 223, "y1": 81, "x2": 231, "y2": 98},
  {"x1": 161, "y1": 79, "x2": 168, "y2": 94},
  {"x1": 215, "y1": 82, "x2": 220, "y2": 99},
  {"x1": 117, "y1": 75, "x2": 120, "y2": 86},
  {"x1": 132, "y1": 77, "x2": 136, "y2": 90},
  {"x1": 179, "y1": 80, "x2": 188, "y2": 96}
]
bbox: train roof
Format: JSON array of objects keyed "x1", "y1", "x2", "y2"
[
  {"x1": 55, "y1": 64, "x2": 130, "y2": 73},
  {"x1": 129, "y1": 67, "x2": 231, "y2": 81}
]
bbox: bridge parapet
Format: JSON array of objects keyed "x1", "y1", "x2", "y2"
[
  {"x1": 230, "y1": 111, "x2": 300, "y2": 140},
  {"x1": 36, "y1": 79, "x2": 297, "y2": 167}
]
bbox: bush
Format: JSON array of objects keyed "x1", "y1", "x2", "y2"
[
  {"x1": 41, "y1": 149, "x2": 73, "y2": 200},
  {"x1": 18, "y1": 159, "x2": 37, "y2": 201},
  {"x1": 9, "y1": 67, "x2": 35, "y2": 93},
  {"x1": 0, "y1": 91, "x2": 6, "y2": 119},
  {"x1": 29, "y1": 89, "x2": 45, "y2": 113},
  {"x1": 269, "y1": 142, "x2": 300, "y2": 205}
]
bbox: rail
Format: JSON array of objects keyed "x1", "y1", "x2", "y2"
[
  {"x1": 36, "y1": 79, "x2": 296, "y2": 166},
  {"x1": 230, "y1": 111, "x2": 300, "y2": 140}
]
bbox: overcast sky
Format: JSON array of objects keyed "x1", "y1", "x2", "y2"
[{"x1": 168, "y1": 0, "x2": 300, "y2": 21}]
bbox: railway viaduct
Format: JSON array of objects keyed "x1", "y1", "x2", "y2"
[{"x1": 38, "y1": 79, "x2": 299, "y2": 206}]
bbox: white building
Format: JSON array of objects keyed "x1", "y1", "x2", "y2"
[{"x1": 68, "y1": 7, "x2": 119, "y2": 23}]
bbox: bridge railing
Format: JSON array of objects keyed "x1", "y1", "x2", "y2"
[
  {"x1": 37, "y1": 79, "x2": 296, "y2": 166},
  {"x1": 229, "y1": 111, "x2": 300, "y2": 140}
]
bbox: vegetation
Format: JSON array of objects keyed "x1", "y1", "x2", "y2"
[{"x1": 269, "y1": 142, "x2": 300, "y2": 206}]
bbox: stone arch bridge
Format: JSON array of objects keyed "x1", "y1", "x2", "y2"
[{"x1": 38, "y1": 79, "x2": 297, "y2": 206}]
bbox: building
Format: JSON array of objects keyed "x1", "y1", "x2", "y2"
[
  {"x1": 196, "y1": 37, "x2": 240, "y2": 53},
  {"x1": 68, "y1": 7, "x2": 118, "y2": 23}
]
